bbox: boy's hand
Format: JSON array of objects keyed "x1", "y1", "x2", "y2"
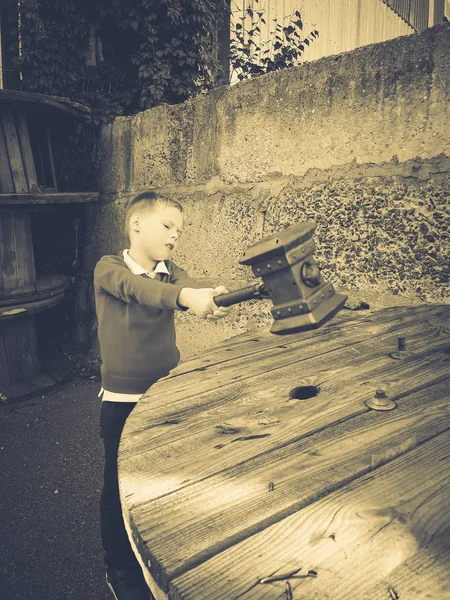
[
  {"x1": 207, "y1": 286, "x2": 233, "y2": 321},
  {"x1": 178, "y1": 286, "x2": 233, "y2": 320}
]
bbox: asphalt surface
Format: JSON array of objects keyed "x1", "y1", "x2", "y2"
[{"x1": 0, "y1": 374, "x2": 113, "y2": 600}]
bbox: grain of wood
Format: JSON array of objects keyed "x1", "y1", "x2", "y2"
[
  {"x1": 0, "y1": 282, "x2": 37, "y2": 305},
  {"x1": 0, "y1": 318, "x2": 24, "y2": 383},
  {"x1": 0, "y1": 121, "x2": 15, "y2": 193},
  {"x1": 1, "y1": 109, "x2": 28, "y2": 193},
  {"x1": 119, "y1": 307, "x2": 450, "y2": 597},
  {"x1": 361, "y1": 542, "x2": 450, "y2": 600},
  {"x1": 16, "y1": 112, "x2": 37, "y2": 190},
  {"x1": 168, "y1": 309, "x2": 361, "y2": 374},
  {"x1": 0, "y1": 89, "x2": 91, "y2": 117},
  {"x1": 0, "y1": 212, "x2": 19, "y2": 293},
  {"x1": 136, "y1": 304, "x2": 442, "y2": 413},
  {"x1": 44, "y1": 120, "x2": 57, "y2": 190},
  {"x1": 120, "y1": 343, "x2": 450, "y2": 495},
  {"x1": 12, "y1": 211, "x2": 36, "y2": 288},
  {"x1": 0, "y1": 192, "x2": 99, "y2": 205},
  {"x1": 15, "y1": 313, "x2": 40, "y2": 378},
  {"x1": 125, "y1": 378, "x2": 450, "y2": 583},
  {"x1": 0, "y1": 326, "x2": 10, "y2": 387},
  {"x1": 121, "y1": 306, "x2": 449, "y2": 461},
  {"x1": 172, "y1": 431, "x2": 450, "y2": 600},
  {"x1": 0, "y1": 294, "x2": 65, "y2": 318}
]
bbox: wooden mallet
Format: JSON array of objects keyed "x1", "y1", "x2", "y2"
[{"x1": 213, "y1": 221, "x2": 347, "y2": 334}]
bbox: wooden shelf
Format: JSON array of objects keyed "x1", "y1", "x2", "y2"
[
  {"x1": 0, "y1": 89, "x2": 91, "y2": 118},
  {"x1": 0, "y1": 192, "x2": 99, "y2": 207},
  {"x1": 0, "y1": 274, "x2": 70, "y2": 320},
  {"x1": 0, "y1": 274, "x2": 69, "y2": 307}
]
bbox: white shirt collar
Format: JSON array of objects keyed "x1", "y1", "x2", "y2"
[{"x1": 123, "y1": 249, "x2": 170, "y2": 278}]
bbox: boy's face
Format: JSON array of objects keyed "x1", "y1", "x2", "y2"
[{"x1": 130, "y1": 205, "x2": 184, "y2": 261}]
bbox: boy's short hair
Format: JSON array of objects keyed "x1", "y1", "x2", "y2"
[{"x1": 125, "y1": 191, "x2": 183, "y2": 241}]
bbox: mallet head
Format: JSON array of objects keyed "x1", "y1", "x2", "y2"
[{"x1": 240, "y1": 221, "x2": 347, "y2": 334}]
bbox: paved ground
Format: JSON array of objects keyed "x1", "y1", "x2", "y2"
[{"x1": 0, "y1": 374, "x2": 113, "y2": 600}]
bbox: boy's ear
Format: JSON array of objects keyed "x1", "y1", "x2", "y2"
[{"x1": 129, "y1": 212, "x2": 140, "y2": 233}]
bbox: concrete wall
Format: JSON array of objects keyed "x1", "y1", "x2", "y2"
[{"x1": 80, "y1": 23, "x2": 450, "y2": 363}]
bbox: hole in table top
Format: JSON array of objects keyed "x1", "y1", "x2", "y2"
[{"x1": 289, "y1": 385, "x2": 320, "y2": 400}]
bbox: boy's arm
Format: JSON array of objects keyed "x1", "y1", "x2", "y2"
[
  {"x1": 94, "y1": 257, "x2": 186, "y2": 310},
  {"x1": 169, "y1": 262, "x2": 210, "y2": 290}
]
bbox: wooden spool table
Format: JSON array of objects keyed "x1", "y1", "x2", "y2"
[
  {"x1": 0, "y1": 90, "x2": 98, "y2": 400},
  {"x1": 119, "y1": 304, "x2": 450, "y2": 600}
]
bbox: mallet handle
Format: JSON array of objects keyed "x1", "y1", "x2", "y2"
[{"x1": 213, "y1": 282, "x2": 268, "y2": 307}]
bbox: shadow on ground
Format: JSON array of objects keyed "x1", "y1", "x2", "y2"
[{"x1": 0, "y1": 376, "x2": 112, "y2": 600}]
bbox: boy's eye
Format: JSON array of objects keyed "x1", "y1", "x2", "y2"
[{"x1": 163, "y1": 224, "x2": 170, "y2": 229}]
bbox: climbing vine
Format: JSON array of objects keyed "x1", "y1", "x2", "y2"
[
  {"x1": 229, "y1": 0, "x2": 318, "y2": 81},
  {"x1": 3, "y1": 0, "x2": 229, "y2": 189},
  {"x1": 4, "y1": 0, "x2": 229, "y2": 123}
]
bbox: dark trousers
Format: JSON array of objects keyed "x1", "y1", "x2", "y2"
[{"x1": 100, "y1": 401, "x2": 138, "y2": 569}]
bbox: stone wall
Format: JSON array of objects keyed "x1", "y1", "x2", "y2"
[{"x1": 80, "y1": 23, "x2": 450, "y2": 362}]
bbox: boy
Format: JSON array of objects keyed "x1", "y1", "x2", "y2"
[{"x1": 94, "y1": 191, "x2": 231, "y2": 600}]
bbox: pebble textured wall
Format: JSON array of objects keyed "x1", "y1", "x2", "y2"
[{"x1": 81, "y1": 23, "x2": 450, "y2": 361}]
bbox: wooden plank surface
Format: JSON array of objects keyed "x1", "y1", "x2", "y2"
[
  {"x1": 0, "y1": 120, "x2": 15, "y2": 193},
  {"x1": 121, "y1": 305, "x2": 448, "y2": 463},
  {"x1": 119, "y1": 305, "x2": 450, "y2": 600},
  {"x1": 1, "y1": 318, "x2": 24, "y2": 383},
  {"x1": 172, "y1": 430, "x2": 450, "y2": 600},
  {"x1": 0, "y1": 212, "x2": 19, "y2": 293},
  {"x1": 0, "y1": 325, "x2": 10, "y2": 388},
  {"x1": 361, "y1": 543, "x2": 450, "y2": 600},
  {"x1": 125, "y1": 378, "x2": 450, "y2": 585},
  {"x1": 0, "y1": 291, "x2": 68, "y2": 318},
  {"x1": 119, "y1": 305, "x2": 450, "y2": 595},
  {"x1": 0, "y1": 89, "x2": 91, "y2": 117},
  {"x1": 0, "y1": 192, "x2": 99, "y2": 205},
  {"x1": 1, "y1": 109, "x2": 28, "y2": 193},
  {"x1": 15, "y1": 313, "x2": 40, "y2": 378},
  {"x1": 120, "y1": 344, "x2": 450, "y2": 505},
  {"x1": 16, "y1": 112, "x2": 37, "y2": 190},
  {"x1": 136, "y1": 304, "x2": 440, "y2": 412},
  {"x1": 0, "y1": 274, "x2": 69, "y2": 307},
  {"x1": 12, "y1": 211, "x2": 36, "y2": 287},
  {"x1": 44, "y1": 119, "x2": 57, "y2": 190}
]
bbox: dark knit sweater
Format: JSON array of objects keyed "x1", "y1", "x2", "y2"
[{"x1": 94, "y1": 254, "x2": 205, "y2": 394}]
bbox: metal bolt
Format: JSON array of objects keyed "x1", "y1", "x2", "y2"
[
  {"x1": 256, "y1": 268, "x2": 261, "y2": 273},
  {"x1": 298, "y1": 305, "x2": 303, "y2": 312},
  {"x1": 288, "y1": 307, "x2": 292, "y2": 313},
  {"x1": 267, "y1": 264, "x2": 272, "y2": 269},
  {"x1": 292, "y1": 253, "x2": 296, "y2": 259},
  {"x1": 276, "y1": 310, "x2": 281, "y2": 316},
  {"x1": 365, "y1": 389, "x2": 397, "y2": 411},
  {"x1": 278, "y1": 260, "x2": 283, "y2": 265},
  {"x1": 390, "y1": 335, "x2": 411, "y2": 360}
]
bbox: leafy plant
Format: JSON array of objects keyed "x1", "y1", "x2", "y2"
[
  {"x1": 229, "y1": 0, "x2": 318, "y2": 81},
  {"x1": 4, "y1": 0, "x2": 229, "y2": 123},
  {"x1": 3, "y1": 0, "x2": 229, "y2": 189}
]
